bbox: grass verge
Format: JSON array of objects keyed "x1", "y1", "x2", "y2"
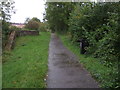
[
  {"x1": 59, "y1": 34, "x2": 116, "y2": 88},
  {"x1": 2, "y1": 32, "x2": 50, "y2": 88}
]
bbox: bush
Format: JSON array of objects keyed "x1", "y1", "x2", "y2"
[
  {"x1": 9, "y1": 26, "x2": 21, "y2": 31},
  {"x1": 2, "y1": 21, "x2": 10, "y2": 48},
  {"x1": 38, "y1": 22, "x2": 49, "y2": 32},
  {"x1": 25, "y1": 20, "x2": 40, "y2": 30},
  {"x1": 68, "y1": 2, "x2": 119, "y2": 88}
]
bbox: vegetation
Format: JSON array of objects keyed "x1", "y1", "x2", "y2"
[
  {"x1": 1, "y1": 0, "x2": 119, "y2": 88},
  {"x1": 60, "y1": 34, "x2": 118, "y2": 88},
  {"x1": 0, "y1": 0, "x2": 15, "y2": 21},
  {"x1": 39, "y1": 22, "x2": 49, "y2": 32},
  {"x1": 9, "y1": 25, "x2": 22, "y2": 31},
  {"x1": 45, "y1": 2, "x2": 119, "y2": 88},
  {"x1": 25, "y1": 17, "x2": 41, "y2": 30},
  {"x1": 45, "y1": 2, "x2": 75, "y2": 32},
  {"x1": 2, "y1": 21, "x2": 10, "y2": 47},
  {"x1": 68, "y1": 3, "x2": 119, "y2": 88},
  {"x1": 0, "y1": 0, "x2": 15, "y2": 48},
  {"x1": 2, "y1": 32, "x2": 50, "y2": 88},
  {"x1": 24, "y1": 17, "x2": 48, "y2": 32}
]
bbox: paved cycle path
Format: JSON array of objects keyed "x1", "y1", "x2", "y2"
[{"x1": 47, "y1": 33, "x2": 99, "y2": 88}]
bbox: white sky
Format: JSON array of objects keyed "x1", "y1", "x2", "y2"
[
  {"x1": 10, "y1": 0, "x2": 46, "y2": 23},
  {"x1": 10, "y1": 0, "x2": 119, "y2": 23}
]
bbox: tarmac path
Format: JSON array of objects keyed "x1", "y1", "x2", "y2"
[{"x1": 47, "y1": 33, "x2": 99, "y2": 88}]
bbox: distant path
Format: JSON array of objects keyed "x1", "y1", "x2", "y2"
[{"x1": 47, "y1": 33, "x2": 99, "y2": 88}]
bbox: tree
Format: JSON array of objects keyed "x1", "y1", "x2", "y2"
[
  {"x1": 45, "y1": 2, "x2": 75, "y2": 33},
  {"x1": 0, "y1": 0, "x2": 15, "y2": 47},
  {"x1": 39, "y1": 22, "x2": 48, "y2": 32},
  {"x1": 24, "y1": 17, "x2": 30, "y2": 24},
  {"x1": 25, "y1": 17, "x2": 40, "y2": 30},
  {"x1": 0, "y1": 0, "x2": 15, "y2": 21},
  {"x1": 31, "y1": 17, "x2": 41, "y2": 22}
]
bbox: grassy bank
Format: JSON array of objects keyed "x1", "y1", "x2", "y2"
[
  {"x1": 59, "y1": 34, "x2": 117, "y2": 88},
  {"x1": 2, "y1": 32, "x2": 50, "y2": 88}
]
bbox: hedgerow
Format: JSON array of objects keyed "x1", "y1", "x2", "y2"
[{"x1": 68, "y1": 2, "x2": 119, "y2": 88}]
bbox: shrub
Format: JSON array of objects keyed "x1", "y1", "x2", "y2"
[
  {"x1": 9, "y1": 25, "x2": 21, "y2": 31},
  {"x1": 39, "y1": 22, "x2": 47, "y2": 32},
  {"x1": 2, "y1": 21, "x2": 10, "y2": 48},
  {"x1": 68, "y1": 2, "x2": 119, "y2": 88},
  {"x1": 25, "y1": 20, "x2": 40, "y2": 30}
]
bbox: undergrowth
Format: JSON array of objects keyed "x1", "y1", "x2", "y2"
[{"x1": 59, "y1": 34, "x2": 119, "y2": 88}]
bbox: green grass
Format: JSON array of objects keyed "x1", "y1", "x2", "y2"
[
  {"x1": 2, "y1": 32, "x2": 50, "y2": 88},
  {"x1": 59, "y1": 34, "x2": 116, "y2": 88}
]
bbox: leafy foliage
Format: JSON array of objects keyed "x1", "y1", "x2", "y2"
[
  {"x1": 39, "y1": 22, "x2": 48, "y2": 32},
  {"x1": 0, "y1": 0, "x2": 15, "y2": 48},
  {"x1": 45, "y1": 2, "x2": 120, "y2": 88},
  {"x1": 68, "y1": 2, "x2": 119, "y2": 88},
  {"x1": 9, "y1": 25, "x2": 21, "y2": 31},
  {"x1": 2, "y1": 21, "x2": 10, "y2": 47},
  {"x1": 68, "y1": 3, "x2": 119, "y2": 63},
  {"x1": 60, "y1": 34, "x2": 119, "y2": 88},
  {"x1": 25, "y1": 17, "x2": 40, "y2": 30},
  {"x1": 45, "y1": 2, "x2": 75, "y2": 32},
  {"x1": 0, "y1": 0, "x2": 15, "y2": 21}
]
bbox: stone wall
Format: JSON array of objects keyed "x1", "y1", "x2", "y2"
[
  {"x1": 16, "y1": 30, "x2": 39, "y2": 36},
  {"x1": 5, "y1": 30, "x2": 39, "y2": 51},
  {"x1": 5, "y1": 31, "x2": 17, "y2": 51}
]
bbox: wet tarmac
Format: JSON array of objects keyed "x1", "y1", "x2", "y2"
[{"x1": 47, "y1": 33, "x2": 99, "y2": 88}]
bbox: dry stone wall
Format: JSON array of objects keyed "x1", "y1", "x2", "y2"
[{"x1": 16, "y1": 30, "x2": 39, "y2": 36}]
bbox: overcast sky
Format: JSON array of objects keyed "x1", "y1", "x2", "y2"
[
  {"x1": 10, "y1": 0, "x2": 46, "y2": 23},
  {"x1": 10, "y1": 0, "x2": 118, "y2": 23}
]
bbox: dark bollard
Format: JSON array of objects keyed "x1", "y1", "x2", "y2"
[{"x1": 78, "y1": 39, "x2": 89, "y2": 54}]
